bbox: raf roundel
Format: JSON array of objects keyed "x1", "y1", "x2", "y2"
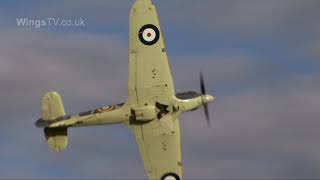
[
  {"x1": 139, "y1": 24, "x2": 160, "y2": 45},
  {"x1": 161, "y1": 173, "x2": 180, "y2": 180}
]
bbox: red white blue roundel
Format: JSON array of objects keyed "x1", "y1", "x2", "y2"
[
  {"x1": 139, "y1": 24, "x2": 160, "y2": 45},
  {"x1": 161, "y1": 173, "x2": 180, "y2": 180}
]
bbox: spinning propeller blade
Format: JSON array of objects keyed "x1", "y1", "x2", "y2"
[{"x1": 200, "y1": 71, "x2": 211, "y2": 126}]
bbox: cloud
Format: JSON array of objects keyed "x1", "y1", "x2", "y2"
[
  {"x1": 0, "y1": 30, "x2": 128, "y2": 117},
  {"x1": 157, "y1": 0, "x2": 320, "y2": 35},
  {"x1": 0, "y1": 29, "x2": 144, "y2": 178},
  {"x1": 1, "y1": 28, "x2": 319, "y2": 179},
  {"x1": 307, "y1": 36, "x2": 320, "y2": 59},
  {"x1": 179, "y1": 74, "x2": 320, "y2": 179},
  {"x1": 0, "y1": 0, "x2": 319, "y2": 179},
  {"x1": 170, "y1": 52, "x2": 306, "y2": 97},
  {"x1": 0, "y1": 0, "x2": 132, "y2": 33}
]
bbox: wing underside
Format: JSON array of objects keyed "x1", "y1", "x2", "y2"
[
  {"x1": 129, "y1": 115, "x2": 182, "y2": 180},
  {"x1": 127, "y1": 1, "x2": 182, "y2": 179},
  {"x1": 127, "y1": 0, "x2": 175, "y2": 106}
]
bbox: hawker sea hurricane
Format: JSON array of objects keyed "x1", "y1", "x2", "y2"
[{"x1": 35, "y1": 0, "x2": 214, "y2": 179}]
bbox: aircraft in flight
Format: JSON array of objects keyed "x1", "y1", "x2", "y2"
[{"x1": 35, "y1": 0, "x2": 214, "y2": 179}]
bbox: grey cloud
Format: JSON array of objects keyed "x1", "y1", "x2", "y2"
[
  {"x1": 1, "y1": 29, "x2": 319, "y2": 179},
  {"x1": 4, "y1": 0, "x2": 320, "y2": 36},
  {"x1": 171, "y1": 54, "x2": 255, "y2": 87},
  {"x1": 307, "y1": 37, "x2": 320, "y2": 59},
  {"x1": 170, "y1": 52, "x2": 297, "y2": 96},
  {"x1": 178, "y1": 75, "x2": 320, "y2": 179},
  {"x1": 0, "y1": 30, "x2": 128, "y2": 118},
  {"x1": 0, "y1": 29, "x2": 143, "y2": 179},
  {"x1": 0, "y1": 1, "x2": 132, "y2": 31},
  {"x1": 157, "y1": 0, "x2": 320, "y2": 35},
  {"x1": 0, "y1": 1, "x2": 319, "y2": 179}
]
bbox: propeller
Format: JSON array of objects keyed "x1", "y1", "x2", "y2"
[
  {"x1": 175, "y1": 71, "x2": 214, "y2": 126},
  {"x1": 200, "y1": 71, "x2": 211, "y2": 126}
]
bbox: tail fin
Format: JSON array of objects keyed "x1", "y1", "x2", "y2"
[
  {"x1": 41, "y1": 91, "x2": 68, "y2": 152},
  {"x1": 42, "y1": 91, "x2": 66, "y2": 121}
]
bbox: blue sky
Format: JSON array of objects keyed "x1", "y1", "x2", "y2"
[{"x1": 0, "y1": 0, "x2": 320, "y2": 179}]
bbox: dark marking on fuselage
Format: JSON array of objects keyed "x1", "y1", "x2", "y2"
[
  {"x1": 79, "y1": 110, "x2": 93, "y2": 117},
  {"x1": 156, "y1": 102, "x2": 169, "y2": 119},
  {"x1": 78, "y1": 103, "x2": 124, "y2": 117}
]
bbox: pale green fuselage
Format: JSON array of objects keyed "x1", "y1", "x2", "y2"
[{"x1": 47, "y1": 95, "x2": 212, "y2": 128}]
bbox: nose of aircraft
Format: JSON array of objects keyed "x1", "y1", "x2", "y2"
[{"x1": 202, "y1": 94, "x2": 214, "y2": 104}]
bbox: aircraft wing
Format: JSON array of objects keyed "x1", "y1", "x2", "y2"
[
  {"x1": 129, "y1": 114, "x2": 182, "y2": 180},
  {"x1": 127, "y1": 0, "x2": 175, "y2": 105},
  {"x1": 128, "y1": 1, "x2": 182, "y2": 179}
]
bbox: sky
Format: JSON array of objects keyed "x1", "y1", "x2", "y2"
[{"x1": 0, "y1": 0, "x2": 320, "y2": 179}]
